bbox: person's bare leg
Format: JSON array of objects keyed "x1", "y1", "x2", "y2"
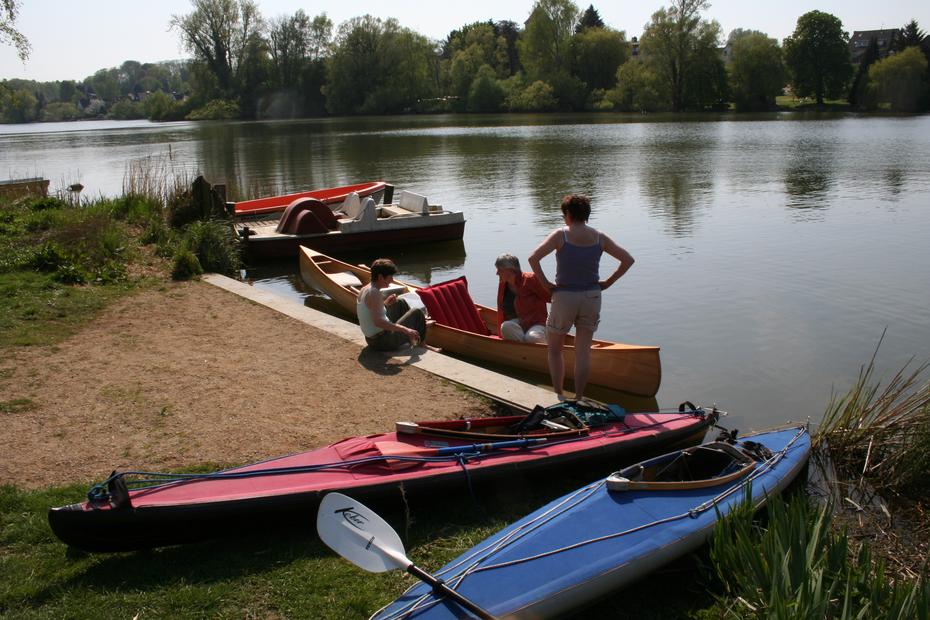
[
  {"x1": 572, "y1": 327, "x2": 595, "y2": 400},
  {"x1": 547, "y1": 331, "x2": 566, "y2": 398}
]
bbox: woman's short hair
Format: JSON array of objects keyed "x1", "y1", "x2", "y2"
[
  {"x1": 494, "y1": 253, "x2": 521, "y2": 272},
  {"x1": 370, "y1": 258, "x2": 398, "y2": 280},
  {"x1": 561, "y1": 194, "x2": 591, "y2": 222}
]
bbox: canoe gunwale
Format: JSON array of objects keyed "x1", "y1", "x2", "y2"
[{"x1": 298, "y1": 247, "x2": 662, "y2": 396}]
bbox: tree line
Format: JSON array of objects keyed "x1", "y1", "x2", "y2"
[{"x1": 2, "y1": 0, "x2": 929, "y2": 124}]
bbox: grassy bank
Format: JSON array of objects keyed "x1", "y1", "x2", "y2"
[{"x1": 0, "y1": 176, "x2": 241, "y2": 348}]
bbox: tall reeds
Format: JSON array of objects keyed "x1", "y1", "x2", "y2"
[
  {"x1": 122, "y1": 152, "x2": 194, "y2": 209},
  {"x1": 815, "y1": 333, "x2": 930, "y2": 499}
]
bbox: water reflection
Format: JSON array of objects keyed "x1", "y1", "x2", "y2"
[
  {"x1": 783, "y1": 132, "x2": 837, "y2": 212},
  {"x1": 639, "y1": 132, "x2": 714, "y2": 237}
]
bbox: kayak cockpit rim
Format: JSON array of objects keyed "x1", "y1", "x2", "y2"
[{"x1": 606, "y1": 441, "x2": 756, "y2": 492}]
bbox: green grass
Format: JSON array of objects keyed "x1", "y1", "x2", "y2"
[
  {"x1": 0, "y1": 271, "x2": 143, "y2": 347},
  {"x1": 0, "y1": 472, "x2": 723, "y2": 619},
  {"x1": 775, "y1": 95, "x2": 851, "y2": 110}
]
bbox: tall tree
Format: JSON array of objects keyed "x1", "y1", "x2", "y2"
[
  {"x1": 573, "y1": 27, "x2": 629, "y2": 91},
  {"x1": 268, "y1": 10, "x2": 311, "y2": 89},
  {"x1": 639, "y1": 0, "x2": 724, "y2": 111},
  {"x1": 848, "y1": 37, "x2": 880, "y2": 109},
  {"x1": 783, "y1": 11, "x2": 852, "y2": 105},
  {"x1": 575, "y1": 5, "x2": 604, "y2": 33},
  {"x1": 518, "y1": 0, "x2": 579, "y2": 79},
  {"x1": 170, "y1": 0, "x2": 264, "y2": 98},
  {"x1": 1, "y1": 0, "x2": 29, "y2": 62},
  {"x1": 892, "y1": 19, "x2": 927, "y2": 52},
  {"x1": 325, "y1": 16, "x2": 434, "y2": 114},
  {"x1": 868, "y1": 46, "x2": 928, "y2": 112},
  {"x1": 727, "y1": 30, "x2": 785, "y2": 111}
]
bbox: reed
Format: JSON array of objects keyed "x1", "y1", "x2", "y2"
[
  {"x1": 814, "y1": 334, "x2": 930, "y2": 499},
  {"x1": 122, "y1": 152, "x2": 194, "y2": 211},
  {"x1": 710, "y1": 494, "x2": 929, "y2": 618}
]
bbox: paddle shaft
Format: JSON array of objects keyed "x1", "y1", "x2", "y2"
[
  {"x1": 407, "y1": 564, "x2": 496, "y2": 620},
  {"x1": 432, "y1": 437, "x2": 546, "y2": 455}
]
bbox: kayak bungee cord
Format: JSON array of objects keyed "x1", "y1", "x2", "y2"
[
  {"x1": 86, "y1": 410, "x2": 711, "y2": 504},
  {"x1": 374, "y1": 426, "x2": 806, "y2": 620}
]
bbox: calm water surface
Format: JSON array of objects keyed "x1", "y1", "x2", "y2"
[{"x1": 3, "y1": 113, "x2": 928, "y2": 428}]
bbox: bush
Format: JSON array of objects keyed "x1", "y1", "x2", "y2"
[
  {"x1": 506, "y1": 80, "x2": 558, "y2": 112},
  {"x1": 171, "y1": 249, "x2": 203, "y2": 280},
  {"x1": 28, "y1": 197, "x2": 69, "y2": 212},
  {"x1": 186, "y1": 99, "x2": 240, "y2": 120},
  {"x1": 181, "y1": 220, "x2": 240, "y2": 275},
  {"x1": 29, "y1": 242, "x2": 68, "y2": 272}
]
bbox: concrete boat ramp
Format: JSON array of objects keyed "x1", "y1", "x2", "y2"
[{"x1": 204, "y1": 274, "x2": 560, "y2": 412}]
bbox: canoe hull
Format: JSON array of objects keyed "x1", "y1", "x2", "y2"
[
  {"x1": 373, "y1": 426, "x2": 810, "y2": 620},
  {"x1": 48, "y1": 409, "x2": 715, "y2": 552},
  {"x1": 299, "y1": 247, "x2": 661, "y2": 396}
]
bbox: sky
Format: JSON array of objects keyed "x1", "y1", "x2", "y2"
[{"x1": 2, "y1": 0, "x2": 928, "y2": 82}]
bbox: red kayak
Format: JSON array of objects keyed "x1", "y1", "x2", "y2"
[
  {"x1": 48, "y1": 402, "x2": 717, "y2": 552},
  {"x1": 231, "y1": 180, "x2": 389, "y2": 218}
]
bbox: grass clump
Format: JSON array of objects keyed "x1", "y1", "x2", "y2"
[
  {"x1": 708, "y1": 494, "x2": 929, "y2": 618},
  {"x1": 814, "y1": 337, "x2": 930, "y2": 500}
]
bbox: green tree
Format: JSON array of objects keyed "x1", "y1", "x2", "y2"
[
  {"x1": 468, "y1": 64, "x2": 505, "y2": 111},
  {"x1": 518, "y1": 0, "x2": 579, "y2": 79},
  {"x1": 868, "y1": 46, "x2": 928, "y2": 111},
  {"x1": 783, "y1": 11, "x2": 852, "y2": 105},
  {"x1": 143, "y1": 90, "x2": 180, "y2": 120},
  {"x1": 87, "y1": 68, "x2": 120, "y2": 101},
  {"x1": 607, "y1": 59, "x2": 664, "y2": 111},
  {"x1": 892, "y1": 19, "x2": 927, "y2": 52},
  {"x1": 325, "y1": 16, "x2": 434, "y2": 114},
  {"x1": 728, "y1": 30, "x2": 785, "y2": 111},
  {"x1": 170, "y1": 0, "x2": 264, "y2": 99},
  {"x1": 575, "y1": 5, "x2": 604, "y2": 33},
  {"x1": 40, "y1": 101, "x2": 80, "y2": 121},
  {"x1": 1, "y1": 87, "x2": 37, "y2": 122},
  {"x1": 506, "y1": 79, "x2": 558, "y2": 111},
  {"x1": 639, "y1": 0, "x2": 725, "y2": 111},
  {"x1": 573, "y1": 27, "x2": 629, "y2": 91},
  {"x1": 1, "y1": 0, "x2": 30, "y2": 61},
  {"x1": 269, "y1": 10, "x2": 310, "y2": 89},
  {"x1": 58, "y1": 80, "x2": 77, "y2": 103},
  {"x1": 848, "y1": 37, "x2": 880, "y2": 109}
]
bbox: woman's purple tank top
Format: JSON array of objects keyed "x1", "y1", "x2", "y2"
[{"x1": 555, "y1": 228, "x2": 603, "y2": 291}]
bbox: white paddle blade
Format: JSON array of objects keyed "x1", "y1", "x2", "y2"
[{"x1": 317, "y1": 492, "x2": 410, "y2": 573}]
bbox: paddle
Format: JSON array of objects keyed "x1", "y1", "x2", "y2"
[{"x1": 317, "y1": 492, "x2": 496, "y2": 620}]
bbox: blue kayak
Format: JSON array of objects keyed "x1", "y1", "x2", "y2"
[{"x1": 372, "y1": 425, "x2": 810, "y2": 619}]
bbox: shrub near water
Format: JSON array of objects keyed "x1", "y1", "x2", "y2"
[{"x1": 172, "y1": 220, "x2": 240, "y2": 280}]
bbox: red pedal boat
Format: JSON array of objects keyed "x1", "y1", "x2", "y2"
[
  {"x1": 231, "y1": 181, "x2": 389, "y2": 218},
  {"x1": 48, "y1": 402, "x2": 717, "y2": 552}
]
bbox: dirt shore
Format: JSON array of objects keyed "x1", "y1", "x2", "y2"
[{"x1": 0, "y1": 280, "x2": 493, "y2": 489}]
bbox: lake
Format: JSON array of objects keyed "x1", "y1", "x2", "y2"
[{"x1": 2, "y1": 113, "x2": 928, "y2": 428}]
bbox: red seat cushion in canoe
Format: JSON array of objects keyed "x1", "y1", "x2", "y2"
[{"x1": 416, "y1": 276, "x2": 490, "y2": 335}]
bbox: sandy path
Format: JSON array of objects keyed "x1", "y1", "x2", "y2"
[{"x1": 0, "y1": 281, "x2": 492, "y2": 489}]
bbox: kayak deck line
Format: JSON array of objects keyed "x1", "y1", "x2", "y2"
[
  {"x1": 90, "y1": 410, "x2": 709, "y2": 500},
  {"x1": 203, "y1": 273, "x2": 561, "y2": 412}
]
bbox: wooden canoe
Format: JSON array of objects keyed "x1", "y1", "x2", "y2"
[{"x1": 299, "y1": 246, "x2": 662, "y2": 397}]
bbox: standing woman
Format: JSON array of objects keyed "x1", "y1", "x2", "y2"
[{"x1": 528, "y1": 194, "x2": 635, "y2": 400}]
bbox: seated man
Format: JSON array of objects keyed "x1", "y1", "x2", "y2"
[
  {"x1": 357, "y1": 258, "x2": 427, "y2": 351},
  {"x1": 495, "y1": 253, "x2": 550, "y2": 343}
]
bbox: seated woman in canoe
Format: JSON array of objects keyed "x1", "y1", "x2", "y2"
[
  {"x1": 357, "y1": 258, "x2": 426, "y2": 350},
  {"x1": 495, "y1": 253, "x2": 551, "y2": 344}
]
